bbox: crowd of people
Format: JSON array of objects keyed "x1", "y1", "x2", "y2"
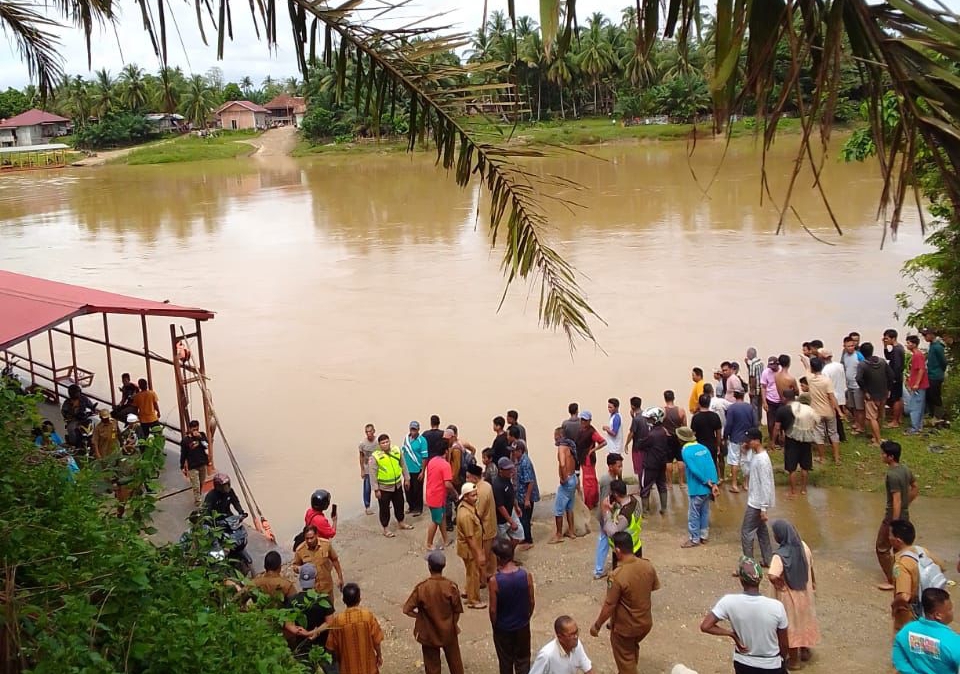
[{"x1": 204, "y1": 327, "x2": 955, "y2": 674}]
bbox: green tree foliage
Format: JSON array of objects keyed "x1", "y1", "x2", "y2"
[
  {"x1": 0, "y1": 86, "x2": 29, "y2": 118},
  {"x1": 72, "y1": 112, "x2": 155, "y2": 149},
  {"x1": 0, "y1": 382, "x2": 308, "y2": 673}
]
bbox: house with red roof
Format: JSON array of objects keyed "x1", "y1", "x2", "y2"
[
  {"x1": 263, "y1": 94, "x2": 307, "y2": 127},
  {"x1": 0, "y1": 109, "x2": 70, "y2": 148},
  {"x1": 214, "y1": 100, "x2": 271, "y2": 131}
]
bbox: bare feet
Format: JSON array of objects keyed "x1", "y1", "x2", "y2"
[
  {"x1": 517, "y1": 543, "x2": 534, "y2": 551},
  {"x1": 728, "y1": 485, "x2": 740, "y2": 493},
  {"x1": 547, "y1": 535, "x2": 564, "y2": 544},
  {"x1": 565, "y1": 532, "x2": 577, "y2": 540}
]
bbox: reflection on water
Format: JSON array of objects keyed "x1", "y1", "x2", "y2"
[{"x1": 0, "y1": 137, "x2": 948, "y2": 555}]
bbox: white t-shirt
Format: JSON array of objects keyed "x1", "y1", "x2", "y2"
[
  {"x1": 605, "y1": 411, "x2": 623, "y2": 455},
  {"x1": 529, "y1": 638, "x2": 592, "y2": 674},
  {"x1": 710, "y1": 397, "x2": 731, "y2": 431},
  {"x1": 711, "y1": 593, "x2": 788, "y2": 669},
  {"x1": 822, "y1": 361, "x2": 847, "y2": 402}
]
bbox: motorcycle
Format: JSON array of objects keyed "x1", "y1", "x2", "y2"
[
  {"x1": 180, "y1": 512, "x2": 253, "y2": 577},
  {"x1": 64, "y1": 410, "x2": 97, "y2": 460}
]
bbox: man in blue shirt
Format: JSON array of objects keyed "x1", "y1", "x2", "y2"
[
  {"x1": 678, "y1": 426, "x2": 720, "y2": 548},
  {"x1": 893, "y1": 587, "x2": 960, "y2": 674},
  {"x1": 723, "y1": 390, "x2": 755, "y2": 494},
  {"x1": 403, "y1": 421, "x2": 429, "y2": 516}
]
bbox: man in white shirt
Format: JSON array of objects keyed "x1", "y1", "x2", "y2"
[
  {"x1": 820, "y1": 348, "x2": 848, "y2": 443},
  {"x1": 530, "y1": 615, "x2": 593, "y2": 674},
  {"x1": 700, "y1": 556, "x2": 789, "y2": 672},
  {"x1": 739, "y1": 428, "x2": 774, "y2": 567},
  {"x1": 603, "y1": 398, "x2": 624, "y2": 458}
]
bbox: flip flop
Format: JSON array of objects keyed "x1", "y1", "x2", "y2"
[
  {"x1": 728, "y1": 486, "x2": 740, "y2": 493},
  {"x1": 399, "y1": 523, "x2": 415, "y2": 530},
  {"x1": 383, "y1": 531, "x2": 396, "y2": 538},
  {"x1": 467, "y1": 602, "x2": 488, "y2": 610}
]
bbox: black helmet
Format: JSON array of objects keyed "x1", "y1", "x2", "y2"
[{"x1": 311, "y1": 489, "x2": 331, "y2": 512}]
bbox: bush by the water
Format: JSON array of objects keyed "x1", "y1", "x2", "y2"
[
  {"x1": 73, "y1": 113, "x2": 157, "y2": 150},
  {"x1": 0, "y1": 383, "x2": 307, "y2": 672}
]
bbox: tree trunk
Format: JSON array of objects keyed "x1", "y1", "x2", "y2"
[
  {"x1": 593, "y1": 82, "x2": 598, "y2": 115},
  {"x1": 559, "y1": 84, "x2": 565, "y2": 119},
  {"x1": 537, "y1": 76, "x2": 542, "y2": 121}
]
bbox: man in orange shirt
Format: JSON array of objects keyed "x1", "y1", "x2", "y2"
[
  {"x1": 131, "y1": 378, "x2": 160, "y2": 439},
  {"x1": 327, "y1": 583, "x2": 384, "y2": 674}
]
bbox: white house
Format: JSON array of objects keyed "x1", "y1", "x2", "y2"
[{"x1": 0, "y1": 109, "x2": 70, "y2": 148}]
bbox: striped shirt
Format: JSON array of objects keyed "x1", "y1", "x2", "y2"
[
  {"x1": 747, "y1": 357, "x2": 764, "y2": 393},
  {"x1": 326, "y1": 606, "x2": 384, "y2": 674}
]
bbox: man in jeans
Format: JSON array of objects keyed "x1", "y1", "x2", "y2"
[
  {"x1": 922, "y1": 328, "x2": 949, "y2": 423},
  {"x1": 904, "y1": 335, "x2": 930, "y2": 434},
  {"x1": 488, "y1": 538, "x2": 535, "y2": 674},
  {"x1": 740, "y1": 429, "x2": 774, "y2": 567},
  {"x1": 679, "y1": 427, "x2": 719, "y2": 549}
]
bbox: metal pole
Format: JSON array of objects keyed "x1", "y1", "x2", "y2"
[
  {"x1": 25, "y1": 338, "x2": 35, "y2": 388},
  {"x1": 141, "y1": 314, "x2": 153, "y2": 388},
  {"x1": 195, "y1": 320, "x2": 215, "y2": 470},
  {"x1": 103, "y1": 314, "x2": 116, "y2": 406},
  {"x1": 47, "y1": 330, "x2": 58, "y2": 403},
  {"x1": 170, "y1": 324, "x2": 188, "y2": 440},
  {"x1": 68, "y1": 318, "x2": 79, "y2": 386}
]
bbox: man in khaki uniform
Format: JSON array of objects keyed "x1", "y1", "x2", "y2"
[
  {"x1": 293, "y1": 525, "x2": 344, "y2": 606},
  {"x1": 92, "y1": 409, "x2": 120, "y2": 459},
  {"x1": 403, "y1": 550, "x2": 464, "y2": 674},
  {"x1": 890, "y1": 519, "x2": 947, "y2": 632},
  {"x1": 467, "y1": 464, "x2": 497, "y2": 582},
  {"x1": 456, "y1": 482, "x2": 486, "y2": 609},
  {"x1": 251, "y1": 551, "x2": 297, "y2": 605},
  {"x1": 590, "y1": 531, "x2": 660, "y2": 674}
]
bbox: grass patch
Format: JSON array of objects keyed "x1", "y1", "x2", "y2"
[
  {"x1": 777, "y1": 423, "x2": 960, "y2": 499},
  {"x1": 293, "y1": 116, "x2": 812, "y2": 156},
  {"x1": 119, "y1": 130, "x2": 260, "y2": 165}
]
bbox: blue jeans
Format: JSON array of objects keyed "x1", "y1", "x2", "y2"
[
  {"x1": 362, "y1": 474, "x2": 372, "y2": 509},
  {"x1": 906, "y1": 387, "x2": 927, "y2": 431},
  {"x1": 687, "y1": 494, "x2": 711, "y2": 543},
  {"x1": 594, "y1": 526, "x2": 609, "y2": 575}
]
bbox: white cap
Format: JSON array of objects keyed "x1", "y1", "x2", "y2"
[
  {"x1": 125, "y1": 413, "x2": 139, "y2": 423},
  {"x1": 459, "y1": 482, "x2": 476, "y2": 500}
]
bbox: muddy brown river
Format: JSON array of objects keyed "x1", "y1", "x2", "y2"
[{"x1": 1, "y1": 137, "x2": 953, "y2": 558}]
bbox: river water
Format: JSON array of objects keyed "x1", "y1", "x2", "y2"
[{"x1": 2, "y1": 136, "x2": 953, "y2": 553}]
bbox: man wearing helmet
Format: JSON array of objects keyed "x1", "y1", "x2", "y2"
[
  {"x1": 305, "y1": 489, "x2": 337, "y2": 539},
  {"x1": 638, "y1": 408, "x2": 671, "y2": 516},
  {"x1": 202, "y1": 472, "x2": 246, "y2": 522}
]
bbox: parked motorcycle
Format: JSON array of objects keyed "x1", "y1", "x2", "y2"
[{"x1": 180, "y1": 512, "x2": 252, "y2": 577}]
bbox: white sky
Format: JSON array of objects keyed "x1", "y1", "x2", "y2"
[{"x1": 0, "y1": 0, "x2": 628, "y2": 89}]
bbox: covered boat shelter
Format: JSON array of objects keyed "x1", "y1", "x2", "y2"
[{"x1": 0, "y1": 270, "x2": 216, "y2": 452}]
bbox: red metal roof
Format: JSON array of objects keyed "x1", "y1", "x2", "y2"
[
  {"x1": 213, "y1": 100, "x2": 271, "y2": 115},
  {"x1": 0, "y1": 270, "x2": 214, "y2": 350},
  {"x1": 0, "y1": 109, "x2": 70, "y2": 129},
  {"x1": 263, "y1": 94, "x2": 307, "y2": 114}
]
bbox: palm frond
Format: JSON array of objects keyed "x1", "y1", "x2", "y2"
[{"x1": 0, "y1": 1, "x2": 63, "y2": 98}]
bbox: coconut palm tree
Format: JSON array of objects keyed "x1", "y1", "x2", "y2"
[
  {"x1": 180, "y1": 74, "x2": 215, "y2": 128},
  {"x1": 63, "y1": 75, "x2": 92, "y2": 127},
  {"x1": 576, "y1": 14, "x2": 616, "y2": 114},
  {"x1": 547, "y1": 50, "x2": 577, "y2": 119},
  {"x1": 119, "y1": 64, "x2": 148, "y2": 112},
  {"x1": 91, "y1": 68, "x2": 116, "y2": 118}
]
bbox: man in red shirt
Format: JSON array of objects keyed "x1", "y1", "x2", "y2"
[
  {"x1": 905, "y1": 335, "x2": 930, "y2": 434},
  {"x1": 425, "y1": 448, "x2": 458, "y2": 551}
]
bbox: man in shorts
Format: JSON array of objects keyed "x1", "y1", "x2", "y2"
[
  {"x1": 841, "y1": 336, "x2": 866, "y2": 433},
  {"x1": 807, "y1": 357, "x2": 842, "y2": 465},
  {"x1": 774, "y1": 388, "x2": 816, "y2": 497},
  {"x1": 550, "y1": 429, "x2": 578, "y2": 543},
  {"x1": 856, "y1": 342, "x2": 896, "y2": 446}
]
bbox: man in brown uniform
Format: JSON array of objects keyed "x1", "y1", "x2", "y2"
[
  {"x1": 92, "y1": 409, "x2": 120, "y2": 459},
  {"x1": 589, "y1": 531, "x2": 660, "y2": 674},
  {"x1": 455, "y1": 482, "x2": 487, "y2": 609},
  {"x1": 890, "y1": 519, "x2": 947, "y2": 632},
  {"x1": 250, "y1": 551, "x2": 297, "y2": 604},
  {"x1": 403, "y1": 550, "x2": 465, "y2": 674},
  {"x1": 293, "y1": 525, "x2": 345, "y2": 607},
  {"x1": 466, "y1": 464, "x2": 497, "y2": 583}
]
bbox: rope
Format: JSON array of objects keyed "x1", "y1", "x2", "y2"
[{"x1": 175, "y1": 328, "x2": 267, "y2": 527}]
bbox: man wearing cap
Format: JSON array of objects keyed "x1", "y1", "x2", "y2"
[
  {"x1": 92, "y1": 408, "x2": 120, "y2": 461},
  {"x1": 178, "y1": 419, "x2": 210, "y2": 506},
  {"x1": 679, "y1": 426, "x2": 719, "y2": 548},
  {"x1": 466, "y1": 464, "x2": 498, "y2": 581},
  {"x1": 293, "y1": 525, "x2": 344, "y2": 607},
  {"x1": 455, "y1": 482, "x2": 486, "y2": 609},
  {"x1": 576, "y1": 411, "x2": 606, "y2": 510},
  {"x1": 700, "y1": 556, "x2": 789, "y2": 673},
  {"x1": 590, "y1": 531, "x2": 660, "y2": 674},
  {"x1": 403, "y1": 421, "x2": 429, "y2": 516},
  {"x1": 494, "y1": 457, "x2": 525, "y2": 549},
  {"x1": 403, "y1": 550, "x2": 465, "y2": 674},
  {"x1": 510, "y1": 431, "x2": 540, "y2": 551},
  {"x1": 740, "y1": 428, "x2": 774, "y2": 567},
  {"x1": 284, "y1": 562, "x2": 337, "y2": 661},
  {"x1": 121, "y1": 413, "x2": 141, "y2": 453}
]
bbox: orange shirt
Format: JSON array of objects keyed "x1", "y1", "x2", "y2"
[
  {"x1": 326, "y1": 606, "x2": 384, "y2": 674},
  {"x1": 132, "y1": 389, "x2": 160, "y2": 423}
]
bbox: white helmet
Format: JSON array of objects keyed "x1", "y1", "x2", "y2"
[{"x1": 642, "y1": 407, "x2": 665, "y2": 425}]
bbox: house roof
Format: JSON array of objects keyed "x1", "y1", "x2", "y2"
[
  {"x1": 213, "y1": 100, "x2": 271, "y2": 116},
  {"x1": 0, "y1": 109, "x2": 70, "y2": 129},
  {"x1": 0, "y1": 270, "x2": 214, "y2": 351},
  {"x1": 264, "y1": 94, "x2": 307, "y2": 114}
]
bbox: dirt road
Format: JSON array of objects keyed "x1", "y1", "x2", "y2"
[{"x1": 241, "y1": 126, "x2": 298, "y2": 158}]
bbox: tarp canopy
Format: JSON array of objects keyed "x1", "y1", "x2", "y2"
[{"x1": 0, "y1": 270, "x2": 214, "y2": 350}]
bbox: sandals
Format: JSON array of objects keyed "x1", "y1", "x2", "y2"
[
  {"x1": 383, "y1": 530, "x2": 396, "y2": 538},
  {"x1": 399, "y1": 523, "x2": 415, "y2": 530},
  {"x1": 466, "y1": 602, "x2": 488, "y2": 609},
  {"x1": 681, "y1": 540, "x2": 700, "y2": 548}
]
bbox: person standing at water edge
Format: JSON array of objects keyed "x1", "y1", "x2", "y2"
[
  {"x1": 371, "y1": 433, "x2": 414, "y2": 537},
  {"x1": 510, "y1": 434, "x2": 539, "y2": 550},
  {"x1": 530, "y1": 616, "x2": 593, "y2": 674},
  {"x1": 841, "y1": 336, "x2": 866, "y2": 434},
  {"x1": 494, "y1": 458, "x2": 525, "y2": 548},
  {"x1": 326, "y1": 583, "x2": 384, "y2": 674},
  {"x1": 403, "y1": 421, "x2": 428, "y2": 516},
  {"x1": 623, "y1": 396, "x2": 648, "y2": 480},
  {"x1": 492, "y1": 416, "x2": 512, "y2": 463},
  {"x1": 424, "y1": 442, "x2": 457, "y2": 551},
  {"x1": 576, "y1": 411, "x2": 606, "y2": 509},
  {"x1": 877, "y1": 440, "x2": 918, "y2": 591},
  {"x1": 691, "y1": 393, "x2": 723, "y2": 477},
  {"x1": 773, "y1": 388, "x2": 817, "y2": 497},
  {"x1": 760, "y1": 356, "x2": 783, "y2": 444},
  {"x1": 662, "y1": 390, "x2": 687, "y2": 487},
  {"x1": 359, "y1": 423, "x2": 378, "y2": 515},
  {"x1": 741, "y1": 429, "x2": 774, "y2": 567},
  {"x1": 455, "y1": 482, "x2": 486, "y2": 609},
  {"x1": 768, "y1": 520, "x2": 820, "y2": 669},
  {"x1": 892, "y1": 588, "x2": 960, "y2": 674},
  {"x1": 679, "y1": 426, "x2": 719, "y2": 548},
  {"x1": 746, "y1": 348, "x2": 764, "y2": 424},
  {"x1": 603, "y1": 397, "x2": 624, "y2": 459},
  {"x1": 922, "y1": 328, "x2": 949, "y2": 423},
  {"x1": 638, "y1": 407, "x2": 671, "y2": 515},
  {"x1": 590, "y1": 531, "x2": 660, "y2": 674},
  {"x1": 466, "y1": 463, "x2": 498, "y2": 583},
  {"x1": 562, "y1": 403, "x2": 581, "y2": 442},
  {"x1": 402, "y1": 550, "x2": 465, "y2": 674},
  {"x1": 775, "y1": 355, "x2": 799, "y2": 414},
  {"x1": 550, "y1": 429, "x2": 578, "y2": 544},
  {"x1": 689, "y1": 367, "x2": 706, "y2": 414},
  {"x1": 807, "y1": 356, "x2": 842, "y2": 465},
  {"x1": 904, "y1": 335, "x2": 930, "y2": 434},
  {"x1": 883, "y1": 329, "x2": 907, "y2": 428},
  {"x1": 856, "y1": 342, "x2": 896, "y2": 446},
  {"x1": 700, "y1": 556, "x2": 789, "y2": 674},
  {"x1": 723, "y1": 391, "x2": 754, "y2": 494},
  {"x1": 820, "y1": 349, "x2": 848, "y2": 443},
  {"x1": 507, "y1": 410, "x2": 526, "y2": 441},
  {"x1": 489, "y1": 537, "x2": 535, "y2": 674}
]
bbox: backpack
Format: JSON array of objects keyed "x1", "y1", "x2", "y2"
[
  {"x1": 787, "y1": 402, "x2": 818, "y2": 443},
  {"x1": 459, "y1": 449, "x2": 476, "y2": 484},
  {"x1": 901, "y1": 546, "x2": 948, "y2": 617}
]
